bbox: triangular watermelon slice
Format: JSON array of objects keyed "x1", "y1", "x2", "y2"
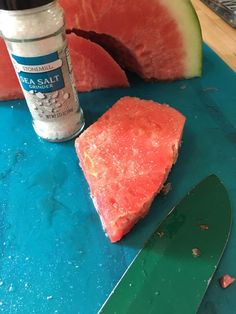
[
  {"x1": 0, "y1": 35, "x2": 129, "y2": 100},
  {"x1": 68, "y1": 33, "x2": 129, "y2": 92},
  {"x1": 60, "y1": 0, "x2": 202, "y2": 80},
  {"x1": 75, "y1": 97, "x2": 186, "y2": 242}
]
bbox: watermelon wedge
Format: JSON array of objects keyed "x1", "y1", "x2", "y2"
[
  {"x1": 60, "y1": 0, "x2": 202, "y2": 80},
  {"x1": 75, "y1": 97, "x2": 186, "y2": 242},
  {"x1": 68, "y1": 33, "x2": 129, "y2": 92},
  {"x1": 0, "y1": 35, "x2": 128, "y2": 100}
]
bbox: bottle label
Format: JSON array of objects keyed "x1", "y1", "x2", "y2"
[{"x1": 11, "y1": 46, "x2": 80, "y2": 122}]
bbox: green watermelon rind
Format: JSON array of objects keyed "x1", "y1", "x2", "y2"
[
  {"x1": 162, "y1": 0, "x2": 203, "y2": 78},
  {"x1": 187, "y1": 0, "x2": 203, "y2": 77}
]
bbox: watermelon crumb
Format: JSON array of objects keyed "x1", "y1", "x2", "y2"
[
  {"x1": 157, "y1": 231, "x2": 165, "y2": 238},
  {"x1": 200, "y1": 224, "x2": 209, "y2": 230},
  {"x1": 161, "y1": 183, "x2": 172, "y2": 195},
  {"x1": 192, "y1": 248, "x2": 201, "y2": 257},
  {"x1": 219, "y1": 275, "x2": 235, "y2": 289}
]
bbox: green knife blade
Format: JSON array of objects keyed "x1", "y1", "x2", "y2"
[{"x1": 99, "y1": 175, "x2": 232, "y2": 314}]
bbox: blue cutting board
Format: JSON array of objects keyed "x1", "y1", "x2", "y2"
[{"x1": 0, "y1": 45, "x2": 235, "y2": 314}]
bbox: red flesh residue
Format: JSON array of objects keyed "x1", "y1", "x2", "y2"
[{"x1": 219, "y1": 275, "x2": 235, "y2": 289}]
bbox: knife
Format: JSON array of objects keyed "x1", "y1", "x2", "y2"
[{"x1": 98, "y1": 175, "x2": 232, "y2": 314}]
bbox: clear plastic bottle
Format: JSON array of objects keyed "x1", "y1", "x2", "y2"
[{"x1": 0, "y1": 0, "x2": 85, "y2": 142}]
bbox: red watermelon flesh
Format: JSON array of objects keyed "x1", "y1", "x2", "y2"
[
  {"x1": 71, "y1": 29, "x2": 143, "y2": 76},
  {"x1": 0, "y1": 34, "x2": 129, "y2": 100},
  {"x1": 60, "y1": 0, "x2": 202, "y2": 80},
  {"x1": 67, "y1": 33, "x2": 129, "y2": 92},
  {"x1": 0, "y1": 38, "x2": 22, "y2": 101},
  {"x1": 75, "y1": 97, "x2": 186, "y2": 242}
]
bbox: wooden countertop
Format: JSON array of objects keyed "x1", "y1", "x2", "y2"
[{"x1": 192, "y1": 0, "x2": 236, "y2": 71}]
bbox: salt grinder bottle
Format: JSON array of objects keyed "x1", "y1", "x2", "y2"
[{"x1": 0, "y1": 0, "x2": 85, "y2": 142}]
